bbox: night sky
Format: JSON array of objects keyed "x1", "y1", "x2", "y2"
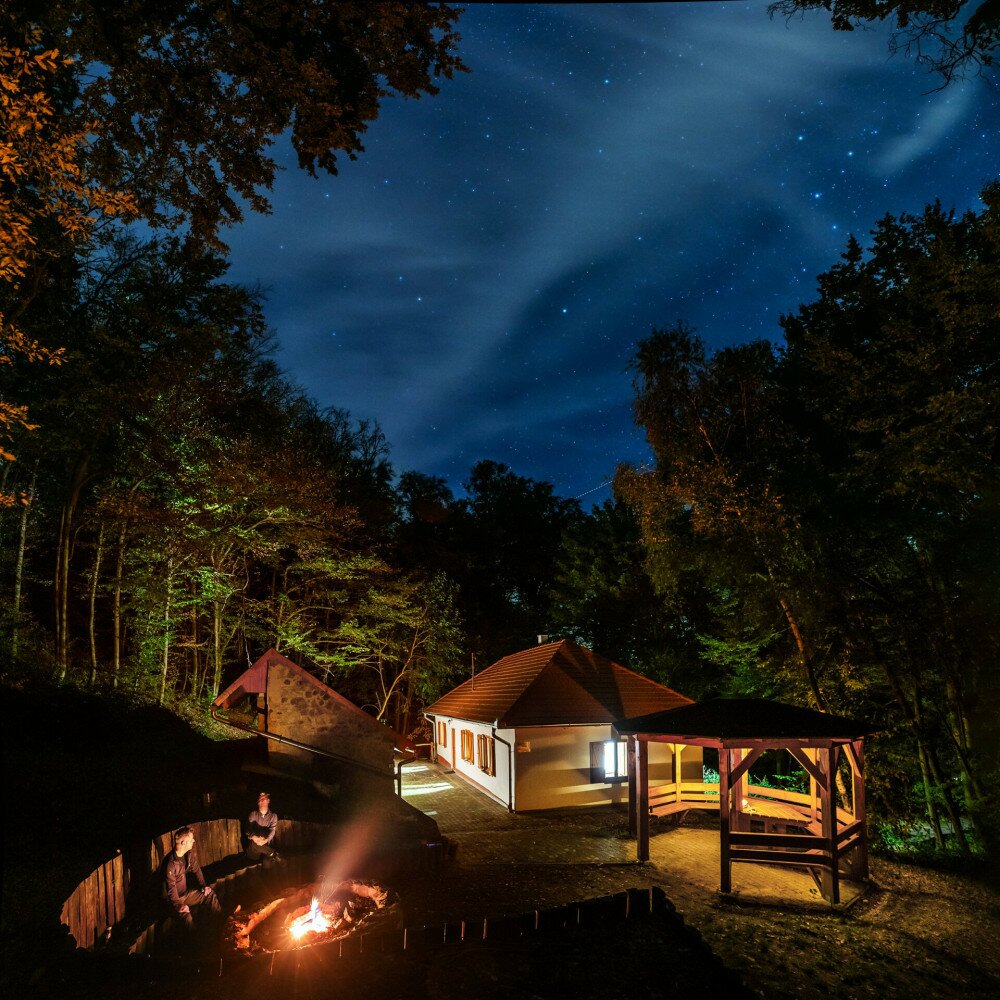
[{"x1": 225, "y1": 2, "x2": 997, "y2": 504}]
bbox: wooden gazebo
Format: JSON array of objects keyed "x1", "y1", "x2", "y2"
[{"x1": 615, "y1": 699, "x2": 876, "y2": 905}]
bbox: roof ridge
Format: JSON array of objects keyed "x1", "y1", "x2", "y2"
[{"x1": 501, "y1": 643, "x2": 608, "y2": 724}]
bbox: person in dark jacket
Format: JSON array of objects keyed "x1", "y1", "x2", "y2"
[
  {"x1": 245, "y1": 792, "x2": 280, "y2": 864},
  {"x1": 162, "y1": 827, "x2": 220, "y2": 928}
]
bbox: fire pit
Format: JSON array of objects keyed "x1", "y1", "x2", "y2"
[{"x1": 229, "y1": 880, "x2": 399, "y2": 955}]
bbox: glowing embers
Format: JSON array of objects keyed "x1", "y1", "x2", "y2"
[{"x1": 230, "y1": 880, "x2": 397, "y2": 954}]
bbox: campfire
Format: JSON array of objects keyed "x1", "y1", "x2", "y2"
[
  {"x1": 289, "y1": 897, "x2": 331, "y2": 941},
  {"x1": 230, "y1": 880, "x2": 398, "y2": 954}
]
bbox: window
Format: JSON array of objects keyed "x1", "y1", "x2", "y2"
[
  {"x1": 460, "y1": 729, "x2": 474, "y2": 763},
  {"x1": 477, "y1": 734, "x2": 495, "y2": 776},
  {"x1": 590, "y1": 740, "x2": 628, "y2": 784},
  {"x1": 437, "y1": 721, "x2": 448, "y2": 746}
]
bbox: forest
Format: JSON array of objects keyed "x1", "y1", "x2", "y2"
[{"x1": 1, "y1": 2, "x2": 997, "y2": 863}]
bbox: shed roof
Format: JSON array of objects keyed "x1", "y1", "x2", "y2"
[
  {"x1": 616, "y1": 698, "x2": 876, "y2": 744},
  {"x1": 425, "y1": 640, "x2": 692, "y2": 727}
]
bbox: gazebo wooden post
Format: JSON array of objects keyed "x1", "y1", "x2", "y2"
[
  {"x1": 731, "y1": 747, "x2": 748, "y2": 832},
  {"x1": 819, "y1": 745, "x2": 840, "y2": 905},
  {"x1": 808, "y1": 747, "x2": 819, "y2": 823},
  {"x1": 719, "y1": 746, "x2": 732, "y2": 894},
  {"x1": 673, "y1": 743, "x2": 683, "y2": 805},
  {"x1": 637, "y1": 737, "x2": 650, "y2": 862},
  {"x1": 627, "y1": 736, "x2": 638, "y2": 837},
  {"x1": 850, "y1": 738, "x2": 868, "y2": 879}
]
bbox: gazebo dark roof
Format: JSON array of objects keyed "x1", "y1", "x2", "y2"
[{"x1": 616, "y1": 698, "x2": 876, "y2": 744}]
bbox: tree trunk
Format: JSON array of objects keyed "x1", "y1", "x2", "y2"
[
  {"x1": 54, "y1": 506, "x2": 66, "y2": 675},
  {"x1": 909, "y1": 677, "x2": 970, "y2": 855},
  {"x1": 159, "y1": 556, "x2": 174, "y2": 706},
  {"x1": 916, "y1": 738, "x2": 945, "y2": 849},
  {"x1": 190, "y1": 597, "x2": 200, "y2": 697},
  {"x1": 112, "y1": 521, "x2": 127, "y2": 687},
  {"x1": 212, "y1": 597, "x2": 223, "y2": 701},
  {"x1": 56, "y1": 457, "x2": 89, "y2": 681},
  {"x1": 88, "y1": 522, "x2": 105, "y2": 684},
  {"x1": 11, "y1": 465, "x2": 37, "y2": 659},
  {"x1": 777, "y1": 594, "x2": 827, "y2": 711},
  {"x1": 884, "y1": 654, "x2": 968, "y2": 853}
]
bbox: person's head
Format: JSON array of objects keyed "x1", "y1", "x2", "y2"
[
  {"x1": 257, "y1": 792, "x2": 270, "y2": 814},
  {"x1": 174, "y1": 827, "x2": 195, "y2": 856}
]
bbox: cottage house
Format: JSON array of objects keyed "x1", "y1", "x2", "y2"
[{"x1": 425, "y1": 639, "x2": 698, "y2": 811}]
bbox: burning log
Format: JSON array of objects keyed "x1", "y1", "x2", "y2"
[{"x1": 227, "y1": 880, "x2": 398, "y2": 955}]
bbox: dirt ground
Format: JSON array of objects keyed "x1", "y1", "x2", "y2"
[{"x1": 388, "y1": 835, "x2": 1000, "y2": 1000}]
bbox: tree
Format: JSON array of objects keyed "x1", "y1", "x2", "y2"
[
  {"x1": 4, "y1": 2, "x2": 467, "y2": 245},
  {"x1": 619, "y1": 324, "x2": 833, "y2": 710},
  {"x1": 779, "y1": 185, "x2": 1000, "y2": 848},
  {"x1": 0, "y1": 33, "x2": 135, "y2": 485},
  {"x1": 769, "y1": 0, "x2": 1000, "y2": 84},
  {"x1": 330, "y1": 571, "x2": 463, "y2": 733},
  {"x1": 548, "y1": 495, "x2": 694, "y2": 685},
  {"x1": 455, "y1": 460, "x2": 583, "y2": 661},
  {"x1": 1, "y1": 5, "x2": 465, "y2": 478},
  {"x1": 622, "y1": 185, "x2": 1000, "y2": 850}
]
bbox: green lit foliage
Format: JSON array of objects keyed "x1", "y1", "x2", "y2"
[{"x1": 328, "y1": 570, "x2": 464, "y2": 732}]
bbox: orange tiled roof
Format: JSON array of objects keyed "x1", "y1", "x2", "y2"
[{"x1": 425, "y1": 640, "x2": 692, "y2": 727}]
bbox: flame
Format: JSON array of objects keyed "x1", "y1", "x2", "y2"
[{"x1": 288, "y1": 897, "x2": 331, "y2": 941}]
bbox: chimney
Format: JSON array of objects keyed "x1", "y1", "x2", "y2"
[{"x1": 537, "y1": 634, "x2": 549, "y2": 645}]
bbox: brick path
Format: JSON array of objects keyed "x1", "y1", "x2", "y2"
[{"x1": 401, "y1": 758, "x2": 863, "y2": 910}]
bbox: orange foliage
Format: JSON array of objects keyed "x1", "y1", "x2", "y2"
[{"x1": 0, "y1": 33, "x2": 136, "y2": 477}]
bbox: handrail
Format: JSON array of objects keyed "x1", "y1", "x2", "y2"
[{"x1": 210, "y1": 705, "x2": 392, "y2": 781}]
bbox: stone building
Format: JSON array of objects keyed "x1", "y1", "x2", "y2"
[{"x1": 213, "y1": 649, "x2": 404, "y2": 784}]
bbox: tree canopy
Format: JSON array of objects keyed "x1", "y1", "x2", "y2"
[
  {"x1": 769, "y1": 0, "x2": 1000, "y2": 83},
  {"x1": 620, "y1": 185, "x2": 1000, "y2": 852},
  {"x1": 3, "y1": 1, "x2": 466, "y2": 244}
]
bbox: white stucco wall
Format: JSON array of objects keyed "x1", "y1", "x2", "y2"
[
  {"x1": 511, "y1": 724, "x2": 688, "y2": 810},
  {"x1": 431, "y1": 715, "x2": 514, "y2": 809},
  {"x1": 431, "y1": 717, "x2": 704, "y2": 812}
]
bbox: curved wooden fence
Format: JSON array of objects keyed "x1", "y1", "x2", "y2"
[
  {"x1": 59, "y1": 816, "x2": 441, "y2": 952},
  {"x1": 59, "y1": 817, "x2": 330, "y2": 951}
]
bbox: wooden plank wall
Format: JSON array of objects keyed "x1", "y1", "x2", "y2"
[
  {"x1": 60, "y1": 817, "x2": 242, "y2": 951},
  {"x1": 147, "y1": 818, "x2": 242, "y2": 874},
  {"x1": 274, "y1": 819, "x2": 330, "y2": 853},
  {"x1": 59, "y1": 851, "x2": 128, "y2": 951}
]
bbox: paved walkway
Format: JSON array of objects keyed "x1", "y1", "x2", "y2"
[{"x1": 401, "y1": 758, "x2": 864, "y2": 910}]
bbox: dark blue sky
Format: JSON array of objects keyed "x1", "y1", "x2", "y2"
[{"x1": 226, "y1": 2, "x2": 997, "y2": 504}]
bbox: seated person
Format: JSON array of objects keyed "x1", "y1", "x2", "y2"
[
  {"x1": 246, "y1": 792, "x2": 279, "y2": 863},
  {"x1": 162, "y1": 826, "x2": 220, "y2": 929}
]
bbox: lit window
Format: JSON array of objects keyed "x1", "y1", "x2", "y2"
[
  {"x1": 437, "y1": 721, "x2": 448, "y2": 746},
  {"x1": 460, "y1": 730, "x2": 474, "y2": 763},
  {"x1": 590, "y1": 740, "x2": 628, "y2": 783},
  {"x1": 477, "y1": 734, "x2": 495, "y2": 776}
]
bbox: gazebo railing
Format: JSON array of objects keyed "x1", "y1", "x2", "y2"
[
  {"x1": 648, "y1": 780, "x2": 855, "y2": 829},
  {"x1": 630, "y1": 736, "x2": 869, "y2": 905}
]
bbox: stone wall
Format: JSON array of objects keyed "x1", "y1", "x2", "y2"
[{"x1": 265, "y1": 659, "x2": 394, "y2": 779}]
